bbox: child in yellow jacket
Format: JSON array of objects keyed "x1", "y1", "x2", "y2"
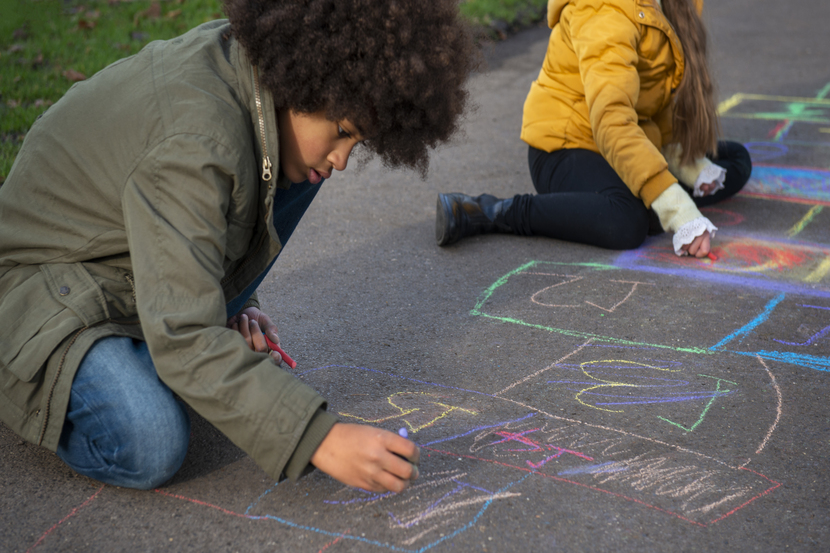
[{"x1": 437, "y1": 0, "x2": 751, "y2": 257}]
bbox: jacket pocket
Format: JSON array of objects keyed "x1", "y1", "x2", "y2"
[{"x1": 0, "y1": 264, "x2": 105, "y2": 382}]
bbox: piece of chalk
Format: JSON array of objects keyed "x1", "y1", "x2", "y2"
[
  {"x1": 398, "y1": 427, "x2": 408, "y2": 438},
  {"x1": 707, "y1": 252, "x2": 718, "y2": 262},
  {"x1": 264, "y1": 335, "x2": 297, "y2": 369}
]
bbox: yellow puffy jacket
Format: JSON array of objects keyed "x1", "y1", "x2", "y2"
[{"x1": 521, "y1": 0, "x2": 704, "y2": 208}]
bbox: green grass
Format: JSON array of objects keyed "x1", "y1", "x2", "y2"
[
  {"x1": 1, "y1": 0, "x2": 225, "y2": 182},
  {"x1": 0, "y1": 0, "x2": 544, "y2": 183},
  {"x1": 460, "y1": 0, "x2": 546, "y2": 27}
]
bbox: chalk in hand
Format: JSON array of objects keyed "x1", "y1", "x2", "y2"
[
  {"x1": 398, "y1": 427, "x2": 408, "y2": 438},
  {"x1": 707, "y1": 252, "x2": 718, "y2": 262},
  {"x1": 264, "y1": 335, "x2": 297, "y2": 369}
]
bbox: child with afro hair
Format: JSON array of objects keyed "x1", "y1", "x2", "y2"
[{"x1": 0, "y1": 0, "x2": 477, "y2": 493}]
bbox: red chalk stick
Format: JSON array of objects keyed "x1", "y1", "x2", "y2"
[
  {"x1": 264, "y1": 335, "x2": 297, "y2": 369},
  {"x1": 707, "y1": 252, "x2": 718, "y2": 262}
]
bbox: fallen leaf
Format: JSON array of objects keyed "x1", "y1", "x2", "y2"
[
  {"x1": 133, "y1": 2, "x2": 161, "y2": 25},
  {"x1": 8, "y1": 44, "x2": 25, "y2": 53},
  {"x1": 33, "y1": 99, "x2": 53, "y2": 108},
  {"x1": 12, "y1": 27, "x2": 29, "y2": 40},
  {"x1": 85, "y1": 9, "x2": 101, "y2": 19},
  {"x1": 167, "y1": 8, "x2": 182, "y2": 19},
  {"x1": 31, "y1": 53, "x2": 44, "y2": 67},
  {"x1": 7, "y1": 99, "x2": 20, "y2": 108},
  {"x1": 63, "y1": 69, "x2": 87, "y2": 82},
  {"x1": 77, "y1": 18, "x2": 97, "y2": 30}
]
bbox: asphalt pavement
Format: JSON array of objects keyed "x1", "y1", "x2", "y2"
[{"x1": 2, "y1": 0, "x2": 829, "y2": 551}]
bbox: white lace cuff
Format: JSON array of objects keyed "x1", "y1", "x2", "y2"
[
  {"x1": 672, "y1": 216, "x2": 718, "y2": 256},
  {"x1": 693, "y1": 160, "x2": 726, "y2": 197}
]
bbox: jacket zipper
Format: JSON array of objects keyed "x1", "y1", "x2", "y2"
[
  {"x1": 252, "y1": 65, "x2": 273, "y2": 182},
  {"x1": 217, "y1": 65, "x2": 275, "y2": 287}
]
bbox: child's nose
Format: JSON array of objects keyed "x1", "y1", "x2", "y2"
[{"x1": 328, "y1": 143, "x2": 355, "y2": 172}]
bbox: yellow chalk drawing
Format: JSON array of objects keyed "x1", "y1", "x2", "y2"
[
  {"x1": 339, "y1": 392, "x2": 477, "y2": 433},
  {"x1": 574, "y1": 359, "x2": 681, "y2": 413},
  {"x1": 805, "y1": 257, "x2": 830, "y2": 283},
  {"x1": 786, "y1": 205, "x2": 824, "y2": 238}
]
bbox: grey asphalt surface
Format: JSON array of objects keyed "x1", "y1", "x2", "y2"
[{"x1": 3, "y1": 1, "x2": 830, "y2": 551}]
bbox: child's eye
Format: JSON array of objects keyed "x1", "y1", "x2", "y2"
[{"x1": 338, "y1": 125, "x2": 351, "y2": 138}]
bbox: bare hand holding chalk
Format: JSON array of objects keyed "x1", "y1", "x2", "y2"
[
  {"x1": 227, "y1": 307, "x2": 286, "y2": 366},
  {"x1": 311, "y1": 423, "x2": 420, "y2": 493},
  {"x1": 264, "y1": 335, "x2": 297, "y2": 369},
  {"x1": 681, "y1": 229, "x2": 711, "y2": 259}
]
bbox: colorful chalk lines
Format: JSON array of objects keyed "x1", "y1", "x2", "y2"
[
  {"x1": 615, "y1": 82, "x2": 830, "y2": 303},
  {"x1": 33, "y1": 87, "x2": 830, "y2": 552},
  {"x1": 143, "y1": 258, "x2": 807, "y2": 553}
]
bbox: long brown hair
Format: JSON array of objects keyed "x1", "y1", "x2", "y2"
[{"x1": 661, "y1": 0, "x2": 720, "y2": 164}]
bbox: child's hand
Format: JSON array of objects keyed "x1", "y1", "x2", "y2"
[
  {"x1": 311, "y1": 423, "x2": 420, "y2": 493},
  {"x1": 681, "y1": 230, "x2": 711, "y2": 258},
  {"x1": 227, "y1": 307, "x2": 284, "y2": 364},
  {"x1": 699, "y1": 181, "x2": 718, "y2": 196}
]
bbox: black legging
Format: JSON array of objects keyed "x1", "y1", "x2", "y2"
[{"x1": 502, "y1": 141, "x2": 752, "y2": 250}]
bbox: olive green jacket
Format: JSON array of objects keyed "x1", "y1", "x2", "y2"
[{"x1": 0, "y1": 21, "x2": 336, "y2": 481}]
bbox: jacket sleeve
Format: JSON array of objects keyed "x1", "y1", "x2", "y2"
[
  {"x1": 122, "y1": 133, "x2": 333, "y2": 481},
  {"x1": 570, "y1": 2, "x2": 677, "y2": 207}
]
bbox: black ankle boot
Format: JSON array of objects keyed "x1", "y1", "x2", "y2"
[{"x1": 435, "y1": 193, "x2": 514, "y2": 246}]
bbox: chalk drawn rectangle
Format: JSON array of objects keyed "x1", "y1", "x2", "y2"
[
  {"x1": 425, "y1": 414, "x2": 780, "y2": 527},
  {"x1": 470, "y1": 261, "x2": 783, "y2": 352}
]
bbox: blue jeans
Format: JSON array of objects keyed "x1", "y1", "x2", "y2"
[
  {"x1": 56, "y1": 337, "x2": 191, "y2": 489},
  {"x1": 57, "y1": 180, "x2": 322, "y2": 489}
]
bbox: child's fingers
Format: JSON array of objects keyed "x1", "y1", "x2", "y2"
[
  {"x1": 237, "y1": 314, "x2": 253, "y2": 347},
  {"x1": 257, "y1": 312, "x2": 278, "y2": 338},
  {"x1": 268, "y1": 349, "x2": 284, "y2": 365},
  {"x1": 385, "y1": 433, "x2": 420, "y2": 465},
  {"x1": 374, "y1": 470, "x2": 412, "y2": 494},
  {"x1": 692, "y1": 233, "x2": 711, "y2": 258},
  {"x1": 383, "y1": 449, "x2": 419, "y2": 481},
  {"x1": 247, "y1": 319, "x2": 269, "y2": 352}
]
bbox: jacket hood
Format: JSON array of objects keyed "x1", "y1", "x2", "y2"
[
  {"x1": 548, "y1": 0, "x2": 568, "y2": 27},
  {"x1": 548, "y1": 0, "x2": 705, "y2": 27}
]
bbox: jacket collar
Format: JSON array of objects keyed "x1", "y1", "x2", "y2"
[{"x1": 636, "y1": 0, "x2": 685, "y2": 90}]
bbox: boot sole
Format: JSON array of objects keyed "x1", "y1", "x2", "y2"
[{"x1": 435, "y1": 194, "x2": 456, "y2": 247}]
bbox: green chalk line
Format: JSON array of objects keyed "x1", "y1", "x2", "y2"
[{"x1": 657, "y1": 378, "x2": 733, "y2": 432}]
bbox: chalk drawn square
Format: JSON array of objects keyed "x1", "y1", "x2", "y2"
[{"x1": 471, "y1": 261, "x2": 783, "y2": 352}]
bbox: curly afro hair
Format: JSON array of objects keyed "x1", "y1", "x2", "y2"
[{"x1": 224, "y1": 0, "x2": 478, "y2": 175}]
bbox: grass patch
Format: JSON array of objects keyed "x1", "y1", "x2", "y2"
[
  {"x1": 1, "y1": 0, "x2": 224, "y2": 182},
  {"x1": 460, "y1": 0, "x2": 547, "y2": 28},
  {"x1": 1, "y1": 0, "x2": 544, "y2": 183}
]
